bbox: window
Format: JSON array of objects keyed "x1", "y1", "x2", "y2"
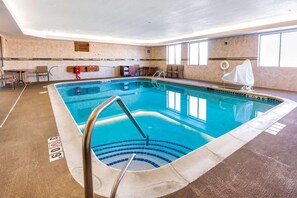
[
  {"x1": 259, "y1": 34, "x2": 280, "y2": 67},
  {"x1": 188, "y1": 41, "x2": 208, "y2": 65},
  {"x1": 167, "y1": 91, "x2": 181, "y2": 112},
  {"x1": 187, "y1": 96, "x2": 207, "y2": 121},
  {"x1": 167, "y1": 44, "x2": 181, "y2": 64},
  {"x1": 280, "y1": 31, "x2": 297, "y2": 67},
  {"x1": 259, "y1": 30, "x2": 297, "y2": 67}
]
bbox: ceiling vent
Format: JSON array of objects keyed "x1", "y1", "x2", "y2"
[{"x1": 74, "y1": 41, "x2": 89, "y2": 52}]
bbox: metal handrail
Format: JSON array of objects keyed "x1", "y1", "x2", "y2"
[
  {"x1": 82, "y1": 95, "x2": 148, "y2": 198},
  {"x1": 152, "y1": 70, "x2": 166, "y2": 78},
  {"x1": 152, "y1": 71, "x2": 160, "y2": 77},
  {"x1": 159, "y1": 71, "x2": 166, "y2": 78},
  {"x1": 110, "y1": 154, "x2": 136, "y2": 198}
]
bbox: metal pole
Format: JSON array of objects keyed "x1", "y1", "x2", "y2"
[
  {"x1": 110, "y1": 154, "x2": 136, "y2": 198},
  {"x1": 82, "y1": 97, "x2": 116, "y2": 198},
  {"x1": 82, "y1": 96, "x2": 147, "y2": 198},
  {"x1": 116, "y1": 100, "x2": 146, "y2": 138}
]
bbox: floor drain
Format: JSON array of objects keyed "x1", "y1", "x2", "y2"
[{"x1": 265, "y1": 122, "x2": 286, "y2": 135}]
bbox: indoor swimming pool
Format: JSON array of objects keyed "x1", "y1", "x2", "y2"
[{"x1": 56, "y1": 78, "x2": 280, "y2": 170}]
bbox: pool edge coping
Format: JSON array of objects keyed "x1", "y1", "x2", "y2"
[{"x1": 48, "y1": 77, "x2": 297, "y2": 197}]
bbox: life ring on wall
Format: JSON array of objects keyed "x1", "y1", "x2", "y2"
[{"x1": 220, "y1": 60, "x2": 229, "y2": 71}]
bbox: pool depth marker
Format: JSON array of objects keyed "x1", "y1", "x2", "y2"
[{"x1": 48, "y1": 136, "x2": 64, "y2": 162}]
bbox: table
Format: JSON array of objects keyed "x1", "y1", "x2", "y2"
[{"x1": 4, "y1": 69, "x2": 34, "y2": 85}]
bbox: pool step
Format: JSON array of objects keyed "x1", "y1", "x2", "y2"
[{"x1": 92, "y1": 139, "x2": 193, "y2": 170}]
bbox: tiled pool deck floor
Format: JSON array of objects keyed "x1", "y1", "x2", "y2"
[{"x1": 0, "y1": 80, "x2": 297, "y2": 197}]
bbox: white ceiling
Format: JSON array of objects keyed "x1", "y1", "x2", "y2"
[{"x1": 1, "y1": 0, "x2": 297, "y2": 45}]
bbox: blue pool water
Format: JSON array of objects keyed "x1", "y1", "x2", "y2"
[{"x1": 56, "y1": 79, "x2": 279, "y2": 170}]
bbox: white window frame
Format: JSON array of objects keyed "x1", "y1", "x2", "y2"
[
  {"x1": 188, "y1": 41, "x2": 208, "y2": 66},
  {"x1": 258, "y1": 29, "x2": 297, "y2": 68},
  {"x1": 166, "y1": 44, "x2": 181, "y2": 65}
]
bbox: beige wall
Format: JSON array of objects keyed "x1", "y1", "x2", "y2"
[
  {"x1": 150, "y1": 34, "x2": 297, "y2": 92},
  {"x1": 2, "y1": 34, "x2": 297, "y2": 92},
  {"x1": 2, "y1": 35, "x2": 151, "y2": 81}
]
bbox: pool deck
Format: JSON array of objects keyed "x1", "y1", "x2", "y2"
[{"x1": 0, "y1": 79, "x2": 297, "y2": 197}]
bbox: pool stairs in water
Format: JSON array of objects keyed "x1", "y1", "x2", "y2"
[
  {"x1": 92, "y1": 139, "x2": 193, "y2": 169},
  {"x1": 82, "y1": 95, "x2": 192, "y2": 197}
]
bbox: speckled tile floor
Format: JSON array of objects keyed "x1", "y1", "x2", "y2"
[
  {"x1": 0, "y1": 83, "x2": 84, "y2": 198},
  {"x1": 0, "y1": 80, "x2": 296, "y2": 198},
  {"x1": 165, "y1": 108, "x2": 297, "y2": 197},
  {"x1": 0, "y1": 85, "x2": 23, "y2": 124}
]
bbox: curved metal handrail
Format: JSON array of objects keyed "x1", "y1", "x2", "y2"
[
  {"x1": 152, "y1": 71, "x2": 160, "y2": 78},
  {"x1": 110, "y1": 154, "x2": 136, "y2": 198},
  {"x1": 159, "y1": 71, "x2": 166, "y2": 78},
  {"x1": 82, "y1": 95, "x2": 148, "y2": 198},
  {"x1": 152, "y1": 70, "x2": 166, "y2": 78}
]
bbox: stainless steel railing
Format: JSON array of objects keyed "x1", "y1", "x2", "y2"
[
  {"x1": 110, "y1": 154, "x2": 136, "y2": 198},
  {"x1": 152, "y1": 70, "x2": 166, "y2": 78},
  {"x1": 82, "y1": 95, "x2": 148, "y2": 198}
]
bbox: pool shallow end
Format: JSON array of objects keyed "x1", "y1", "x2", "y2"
[{"x1": 48, "y1": 77, "x2": 297, "y2": 197}]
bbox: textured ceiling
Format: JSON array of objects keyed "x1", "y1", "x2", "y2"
[{"x1": 1, "y1": 0, "x2": 297, "y2": 45}]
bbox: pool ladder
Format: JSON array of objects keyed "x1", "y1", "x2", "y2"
[
  {"x1": 82, "y1": 95, "x2": 149, "y2": 198},
  {"x1": 152, "y1": 70, "x2": 166, "y2": 78}
]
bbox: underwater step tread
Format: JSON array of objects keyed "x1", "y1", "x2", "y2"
[
  {"x1": 93, "y1": 143, "x2": 187, "y2": 155},
  {"x1": 95, "y1": 146, "x2": 182, "y2": 158},
  {"x1": 92, "y1": 139, "x2": 193, "y2": 151},
  {"x1": 107, "y1": 157, "x2": 160, "y2": 168},
  {"x1": 98, "y1": 151, "x2": 172, "y2": 163}
]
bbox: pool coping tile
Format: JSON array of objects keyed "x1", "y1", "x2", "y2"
[
  {"x1": 171, "y1": 147, "x2": 222, "y2": 183},
  {"x1": 205, "y1": 133, "x2": 246, "y2": 159}
]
